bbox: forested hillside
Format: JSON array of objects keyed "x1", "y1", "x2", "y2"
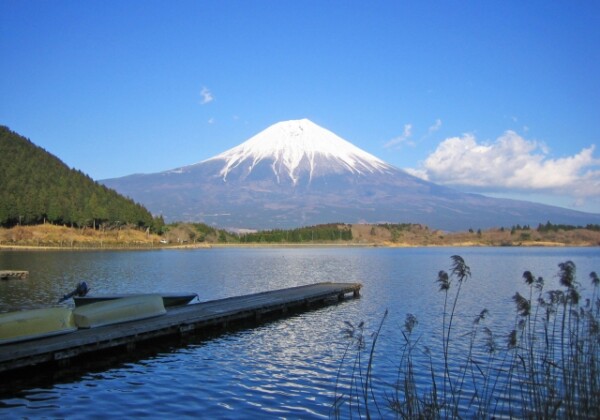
[{"x1": 0, "y1": 126, "x2": 163, "y2": 231}]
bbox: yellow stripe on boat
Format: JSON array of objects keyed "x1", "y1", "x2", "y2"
[
  {"x1": 0, "y1": 307, "x2": 76, "y2": 345},
  {"x1": 73, "y1": 294, "x2": 166, "y2": 329}
]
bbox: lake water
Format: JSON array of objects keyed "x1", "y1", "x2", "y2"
[{"x1": 0, "y1": 247, "x2": 598, "y2": 418}]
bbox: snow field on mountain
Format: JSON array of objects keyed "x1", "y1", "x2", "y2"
[{"x1": 205, "y1": 119, "x2": 393, "y2": 183}]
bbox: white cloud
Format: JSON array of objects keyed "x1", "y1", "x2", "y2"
[
  {"x1": 384, "y1": 124, "x2": 413, "y2": 148},
  {"x1": 200, "y1": 86, "x2": 214, "y2": 105},
  {"x1": 427, "y1": 119, "x2": 442, "y2": 134},
  {"x1": 408, "y1": 131, "x2": 600, "y2": 204},
  {"x1": 404, "y1": 167, "x2": 429, "y2": 180}
]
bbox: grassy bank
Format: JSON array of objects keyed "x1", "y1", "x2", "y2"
[
  {"x1": 1, "y1": 223, "x2": 599, "y2": 250},
  {"x1": 0, "y1": 224, "x2": 163, "y2": 249}
]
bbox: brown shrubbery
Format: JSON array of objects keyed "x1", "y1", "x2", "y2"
[{"x1": 0, "y1": 224, "x2": 161, "y2": 248}]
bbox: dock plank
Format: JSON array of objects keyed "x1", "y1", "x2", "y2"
[{"x1": 0, "y1": 282, "x2": 361, "y2": 374}]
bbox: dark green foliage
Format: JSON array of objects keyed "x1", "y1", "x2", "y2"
[
  {"x1": 376, "y1": 223, "x2": 416, "y2": 231},
  {"x1": 509, "y1": 224, "x2": 531, "y2": 232},
  {"x1": 163, "y1": 222, "x2": 238, "y2": 243},
  {"x1": 537, "y1": 220, "x2": 600, "y2": 232},
  {"x1": 0, "y1": 126, "x2": 160, "y2": 230},
  {"x1": 376, "y1": 223, "x2": 419, "y2": 242},
  {"x1": 189, "y1": 222, "x2": 219, "y2": 241},
  {"x1": 239, "y1": 223, "x2": 352, "y2": 243}
]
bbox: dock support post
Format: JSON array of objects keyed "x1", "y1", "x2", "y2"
[{"x1": 56, "y1": 358, "x2": 71, "y2": 369}]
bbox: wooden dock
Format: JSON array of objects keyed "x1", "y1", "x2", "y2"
[
  {"x1": 0, "y1": 282, "x2": 361, "y2": 374},
  {"x1": 0, "y1": 270, "x2": 28, "y2": 280}
]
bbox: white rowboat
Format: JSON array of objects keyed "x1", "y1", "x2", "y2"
[
  {"x1": 0, "y1": 307, "x2": 76, "y2": 345},
  {"x1": 73, "y1": 294, "x2": 166, "y2": 329}
]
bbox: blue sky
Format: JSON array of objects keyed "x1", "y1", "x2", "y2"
[{"x1": 1, "y1": 1, "x2": 599, "y2": 213}]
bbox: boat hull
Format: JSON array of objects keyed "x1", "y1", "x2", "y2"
[
  {"x1": 0, "y1": 307, "x2": 76, "y2": 345},
  {"x1": 73, "y1": 294, "x2": 198, "y2": 308},
  {"x1": 72, "y1": 294, "x2": 166, "y2": 329}
]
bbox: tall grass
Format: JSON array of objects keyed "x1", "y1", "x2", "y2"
[{"x1": 332, "y1": 256, "x2": 600, "y2": 419}]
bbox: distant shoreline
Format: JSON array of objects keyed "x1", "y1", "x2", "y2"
[
  {"x1": 1, "y1": 223, "x2": 599, "y2": 251},
  {"x1": 0, "y1": 241, "x2": 595, "y2": 251}
]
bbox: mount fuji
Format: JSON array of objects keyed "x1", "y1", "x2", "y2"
[{"x1": 101, "y1": 119, "x2": 600, "y2": 230}]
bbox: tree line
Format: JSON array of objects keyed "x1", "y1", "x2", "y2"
[
  {"x1": 0, "y1": 126, "x2": 164, "y2": 231},
  {"x1": 164, "y1": 222, "x2": 354, "y2": 244},
  {"x1": 238, "y1": 223, "x2": 353, "y2": 243},
  {"x1": 536, "y1": 221, "x2": 600, "y2": 233}
]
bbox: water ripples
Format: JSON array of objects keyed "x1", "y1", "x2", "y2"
[{"x1": 0, "y1": 247, "x2": 598, "y2": 418}]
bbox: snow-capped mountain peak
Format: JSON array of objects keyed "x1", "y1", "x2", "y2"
[
  {"x1": 102, "y1": 119, "x2": 600, "y2": 230},
  {"x1": 204, "y1": 119, "x2": 393, "y2": 184}
]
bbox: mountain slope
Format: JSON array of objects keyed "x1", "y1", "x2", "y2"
[
  {"x1": 0, "y1": 126, "x2": 159, "y2": 229},
  {"x1": 101, "y1": 119, "x2": 600, "y2": 230}
]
